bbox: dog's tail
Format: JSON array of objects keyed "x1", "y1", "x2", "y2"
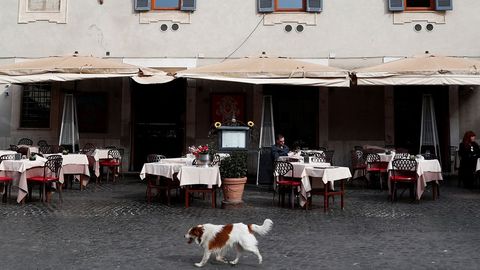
[{"x1": 250, "y1": 219, "x2": 273, "y2": 236}]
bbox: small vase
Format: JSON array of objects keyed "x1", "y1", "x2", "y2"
[{"x1": 196, "y1": 153, "x2": 210, "y2": 167}]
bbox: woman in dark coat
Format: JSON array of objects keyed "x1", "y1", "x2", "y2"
[{"x1": 459, "y1": 131, "x2": 480, "y2": 188}]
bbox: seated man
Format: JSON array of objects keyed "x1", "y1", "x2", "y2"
[{"x1": 271, "y1": 134, "x2": 289, "y2": 161}]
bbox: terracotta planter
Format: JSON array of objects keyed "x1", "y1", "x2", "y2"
[{"x1": 222, "y1": 177, "x2": 247, "y2": 207}]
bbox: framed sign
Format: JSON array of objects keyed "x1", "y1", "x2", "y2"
[
  {"x1": 211, "y1": 94, "x2": 245, "y2": 123},
  {"x1": 218, "y1": 126, "x2": 249, "y2": 150}
]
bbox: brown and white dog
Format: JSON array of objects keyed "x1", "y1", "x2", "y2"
[{"x1": 185, "y1": 219, "x2": 273, "y2": 267}]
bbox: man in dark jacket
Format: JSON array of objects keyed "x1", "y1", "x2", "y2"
[{"x1": 271, "y1": 134, "x2": 289, "y2": 161}]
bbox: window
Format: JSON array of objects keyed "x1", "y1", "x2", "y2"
[
  {"x1": 27, "y1": 0, "x2": 60, "y2": 12},
  {"x1": 276, "y1": 0, "x2": 305, "y2": 11},
  {"x1": 406, "y1": 0, "x2": 434, "y2": 10},
  {"x1": 20, "y1": 84, "x2": 51, "y2": 128},
  {"x1": 258, "y1": 0, "x2": 322, "y2": 13},
  {"x1": 135, "y1": 0, "x2": 195, "y2": 11},
  {"x1": 152, "y1": 0, "x2": 180, "y2": 10},
  {"x1": 18, "y1": 0, "x2": 67, "y2": 24},
  {"x1": 388, "y1": 0, "x2": 452, "y2": 12}
]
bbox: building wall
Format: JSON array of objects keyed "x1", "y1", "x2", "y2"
[
  {"x1": 1, "y1": 1, "x2": 480, "y2": 170},
  {"x1": 1, "y1": 1, "x2": 479, "y2": 61}
]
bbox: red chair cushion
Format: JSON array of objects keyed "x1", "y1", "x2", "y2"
[
  {"x1": 99, "y1": 161, "x2": 120, "y2": 166},
  {"x1": 0, "y1": 177, "x2": 13, "y2": 182},
  {"x1": 278, "y1": 180, "x2": 301, "y2": 186},
  {"x1": 390, "y1": 175, "x2": 416, "y2": 182},
  {"x1": 27, "y1": 176, "x2": 59, "y2": 182}
]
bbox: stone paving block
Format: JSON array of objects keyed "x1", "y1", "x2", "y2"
[{"x1": 0, "y1": 177, "x2": 479, "y2": 269}]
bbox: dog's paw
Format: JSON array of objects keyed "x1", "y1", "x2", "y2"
[
  {"x1": 258, "y1": 259, "x2": 263, "y2": 264},
  {"x1": 215, "y1": 257, "x2": 228, "y2": 264},
  {"x1": 194, "y1": 263, "x2": 204, "y2": 268},
  {"x1": 229, "y1": 259, "x2": 239, "y2": 265}
]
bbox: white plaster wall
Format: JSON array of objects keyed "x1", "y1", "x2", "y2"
[{"x1": 0, "y1": 1, "x2": 479, "y2": 63}]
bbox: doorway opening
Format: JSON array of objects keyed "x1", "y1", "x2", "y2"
[{"x1": 131, "y1": 79, "x2": 186, "y2": 171}]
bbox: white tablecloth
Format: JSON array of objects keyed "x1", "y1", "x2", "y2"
[
  {"x1": 44, "y1": 154, "x2": 90, "y2": 187},
  {"x1": 291, "y1": 162, "x2": 331, "y2": 178},
  {"x1": 0, "y1": 159, "x2": 66, "y2": 203},
  {"x1": 140, "y1": 162, "x2": 183, "y2": 180},
  {"x1": 177, "y1": 166, "x2": 221, "y2": 188},
  {"x1": 0, "y1": 150, "x2": 17, "y2": 157},
  {"x1": 299, "y1": 166, "x2": 352, "y2": 207},
  {"x1": 388, "y1": 159, "x2": 443, "y2": 200}
]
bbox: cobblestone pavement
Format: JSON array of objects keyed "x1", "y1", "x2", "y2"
[{"x1": 1, "y1": 176, "x2": 480, "y2": 270}]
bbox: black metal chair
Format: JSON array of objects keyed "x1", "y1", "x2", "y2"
[
  {"x1": 366, "y1": 153, "x2": 388, "y2": 189},
  {"x1": 323, "y1": 150, "x2": 335, "y2": 165},
  {"x1": 210, "y1": 154, "x2": 221, "y2": 166},
  {"x1": 311, "y1": 157, "x2": 327, "y2": 163},
  {"x1": 99, "y1": 149, "x2": 121, "y2": 183},
  {"x1": 27, "y1": 156, "x2": 63, "y2": 202},
  {"x1": 394, "y1": 153, "x2": 410, "y2": 159},
  {"x1": 79, "y1": 143, "x2": 96, "y2": 154},
  {"x1": 390, "y1": 159, "x2": 417, "y2": 202},
  {"x1": 0, "y1": 154, "x2": 15, "y2": 202},
  {"x1": 18, "y1": 138, "x2": 33, "y2": 146},
  {"x1": 39, "y1": 145, "x2": 52, "y2": 154},
  {"x1": 350, "y1": 150, "x2": 368, "y2": 186},
  {"x1": 37, "y1": 140, "x2": 48, "y2": 147},
  {"x1": 147, "y1": 154, "x2": 166, "y2": 163},
  {"x1": 273, "y1": 161, "x2": 299, "y2": 209},
  {"x1": 50, "y1": 145, "x2": 65, "y2": 154},
  {"x1": 145, "y1": 154, "x2": 179, "y2": 205}
]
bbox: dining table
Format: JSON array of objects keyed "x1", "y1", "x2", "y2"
[
  {"x1": 300, "y1": 166, "x2": 352, "y2": 211},
  {"x1": 0, "y1": 156, "x2": 66, "y2": 203},
  {"x1": 387, "y1": 158, "x2": 443, "y2": 200},
  {"x1": 44, "y1": 153, "x2": 90, "y2": 188},
  {"x1": 140, "y1": 157, "x2": 220, "y2": 188}
]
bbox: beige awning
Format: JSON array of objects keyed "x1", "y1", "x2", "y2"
[
  {"x1": 0, "y1": 55, "x2": 174, "y2": 84},
  {"x1": 354, "y1": 54, "x2": 480, "y2": 85},
  {"x1": 175, "y1": 56, "x2": 350, "y2": 87}
]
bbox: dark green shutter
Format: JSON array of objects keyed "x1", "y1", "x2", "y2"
[
  {"x1": 258, "y1": 0, "x2": 274, "y2": 13},
  {"x1": 134, "y1": 0, "x2": 151, "y2": 11},
  {"x1": 306, "y1": 0, "x2": 323, "y2": 12},
  {"x1": 181, "y1": 0, "x2": 196, "y2": 11},
  {"x1": 436, "y1": 0, "x2": 452, "y2": 10},
  {"x1": 388, "y1": 0, "x2": 404, "y2": 11}
]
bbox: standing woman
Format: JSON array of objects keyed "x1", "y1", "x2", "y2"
[{"x1": 459, "y1": 131, "x2": 480, "y2": 188}]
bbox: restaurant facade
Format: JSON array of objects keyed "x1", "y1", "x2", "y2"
[{"x1": 1, "y1": 0, "x2": 479, "y2": 177}]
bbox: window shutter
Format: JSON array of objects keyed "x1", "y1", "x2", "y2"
[
  {"x1": 181, "y1": 0, "x2": 196, "y2": 11},
  {"x1": 258, "y1": 0, "x2": 274, "y2": 13},
  {"x1": 388, "y1": 0, "x2": 404, "y2": 11},
  {"x1": 436, "y1": 0, "x2": 452, "y2": 10},
  {"x1": 134, "y1": 0, "x2": 151, "y2": 11},
  {"x1": 306, "y1": 0, "x2": 323, "y2": 12}
]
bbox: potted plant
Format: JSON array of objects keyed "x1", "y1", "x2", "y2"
[{"x1": 219, "y1": 150, "x2": 248, "y2": 208}]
